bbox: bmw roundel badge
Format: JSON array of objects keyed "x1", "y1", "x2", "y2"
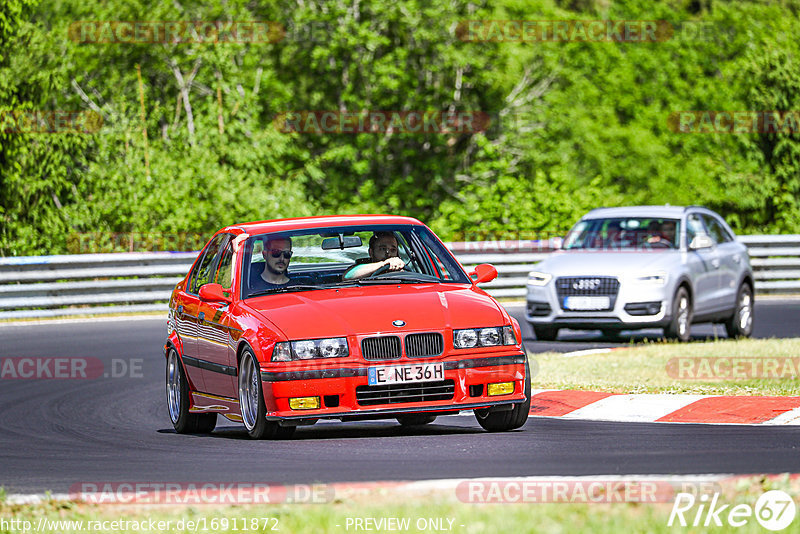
[{"x1": 392, "y1": 320, "x2": 406, "y2": 327}]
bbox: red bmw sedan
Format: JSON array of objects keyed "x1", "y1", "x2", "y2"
[{"x1": 165, "y1": 215, "x2": 530, "y2": 439}]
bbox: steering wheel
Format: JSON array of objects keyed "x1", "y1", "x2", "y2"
[
  {"x1": 647, "y1": 238, "x2": 672, "y2": 249},
  {"x1": 367, "y1": 261, "x2": 412, "y2": 278}
]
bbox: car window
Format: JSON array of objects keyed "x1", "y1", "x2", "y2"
[
  {"x1": 240, "y1": 225, "x2": 469, "y2": 298},
  {"x1": 686, "y1": 214, "x2": 707, "y2": 245},
  {"x1": 189, "y1": 234, "x2": 227, "y2": 294},
  {"x1": 702, "y1": 215, "x2": 732, "y2": 244},
  {"x1": 563, "y1": 217, "x2": 680, "y2": 250},
  {"x1": 213, "y1": 241, "x2": 234, "y2": 288}
]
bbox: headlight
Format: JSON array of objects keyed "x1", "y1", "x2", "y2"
[
  {"x1": 631, "y1": 271, "x2": 668, "y2": 285},
  {"x1": 293, "y1": 340, "x2": 317, "y2": 360},
  {"x1": 479, "y1": 327, "x2": 500, "y2": 346},
  {"x1": 318, "y1": 337, "x2": 348, "y2": 358},
  {"x1": 454, "y1": 329, "x2": 478, "y2": 349},
  {"x1": 454, "y1": 326, "x2": 517, "y2": 349},
  {"x1": 527, "y1": 271, "x2": 552, "y2": 286},
  {"x1": 271, "y1": 337, "x2": 349, "y2": 361}
]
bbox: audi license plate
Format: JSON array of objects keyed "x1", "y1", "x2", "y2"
[
  {"x1": 368, "y1": 362, "x2": 444, "y2": 385},
  {"x1": 563, "y1": 296, "x2": 610, "y2": 310}
]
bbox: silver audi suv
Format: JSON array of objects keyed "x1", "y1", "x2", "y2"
[{"x1": 525, "y1": 206, "x2": 754, "y2": 341}]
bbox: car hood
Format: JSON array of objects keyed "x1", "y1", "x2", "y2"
[
  {"x1": 243, "y1": 284, "x2": 508, "y2": 339},
  {"x1": 535, "y1": 250, "x2": 679, "y2": 276}
]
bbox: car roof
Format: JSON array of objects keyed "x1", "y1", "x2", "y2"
[
  {"x1": 582, "y1": 205, "x2": 699, "y2": 219},
  {"x1": 219, "y1": 214, "x2": 424, "y2": 235}
]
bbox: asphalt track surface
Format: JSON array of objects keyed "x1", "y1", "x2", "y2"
[{"x1": 0, "y1": 299, "x2": 798, "y2": 494}]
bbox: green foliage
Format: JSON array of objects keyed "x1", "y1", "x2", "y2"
[{"x1": 2, "y1": 0, "x2": 800, "y2": 255}]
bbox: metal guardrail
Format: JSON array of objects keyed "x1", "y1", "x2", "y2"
[{"x1": 1, "y1": 236, "x2": 799, "y2": 319}]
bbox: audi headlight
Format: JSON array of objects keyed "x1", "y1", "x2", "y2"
[
  {"x1": 632, "y1": 271, "x2": 668, "y2": 285},
  {"x1": 527, "y1": 271, "x2": 552, "y2": 286},
  {"x1": 454, "y1": 326, "x2": 517, "y2": 349},
  {"x1": 271, "y1": 337, "x2": 349, "y2": 361}
]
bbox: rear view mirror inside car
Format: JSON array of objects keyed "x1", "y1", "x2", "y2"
[{"x1": 321, "y1": 234, "x2": 363, "y2": 249}]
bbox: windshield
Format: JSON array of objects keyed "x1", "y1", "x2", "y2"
[
  {"x1": 563, "y1": 217, "x2": 681, "y2": 251},
  {"x1": 240, "y1": 224, "x2": 470, "y2": 298}
]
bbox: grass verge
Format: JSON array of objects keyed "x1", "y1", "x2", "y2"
[
  {"x1": 1, "y1": 476, "x2": 798, "y2": 533},
  {"x1": 530, "y1": 338, "x2": 800, "y2": 395}
]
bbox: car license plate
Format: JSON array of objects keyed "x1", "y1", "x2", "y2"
[
  {"x1": 563, "y1": 296, "x2": 610, "y2": 310},
  {"x1": 368, "y1": 363, "x2": 444, "y2": 385}
]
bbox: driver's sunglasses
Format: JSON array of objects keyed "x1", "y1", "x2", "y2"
[{"x1": 269, "y1": 249, "x2": 293, "y2": 259}]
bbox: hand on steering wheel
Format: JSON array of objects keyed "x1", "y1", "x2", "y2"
[{"x1": 368, "y1": 258, "x2": 410, "y2": 278}]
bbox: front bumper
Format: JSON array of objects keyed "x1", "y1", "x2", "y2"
[
  {"x1": 526, "y1": 279, "x2": 672, "y2": 329},
  {"x1": 260, "y1": 354, "x2": 527, "y2": 420}
]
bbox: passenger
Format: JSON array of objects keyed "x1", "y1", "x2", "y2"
[
  {"x1": 344, "y1": 232, "x2": 405, "y2": 280},
  {"x1": 253, "y1": 236, "x2": 293, "y2": 289}
]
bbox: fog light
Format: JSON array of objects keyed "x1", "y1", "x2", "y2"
[
  {"x1": 487, "y1": 382, "x2": 514, "y2": 396},
  {"x1": 289, "y1": 397, "x2": 320, "y2": 410}
]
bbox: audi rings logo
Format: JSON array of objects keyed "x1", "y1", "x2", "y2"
[{"x1": 573, "y1": 279, "x2": 601, "y2": 291}]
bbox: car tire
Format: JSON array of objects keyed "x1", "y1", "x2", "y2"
[
  {"x1": 665, "y1": 287, "x2": 692, "y2": 342},
  {"x1": 532, "y1": 325, "x2": 559, "y2": 341},
  {"x1": 166, "y1": 347, "x2": 217, "y2": 434},
  {"x1": 396, "y1": 414, "x2": 437, "y2": 426},
  {"x1": 724, "y1": 283, "x2": 754, "y2": 338},
  {"x1": 474, "y1": 352, "x2": 531, "y2": 432},
  {"x1": 238, "y1": 349, "x2": 295, "y2": 440}
]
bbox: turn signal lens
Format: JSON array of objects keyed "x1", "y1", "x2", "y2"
[{"x1": 272, "y1": 342, "x2": 292, "y2": 362}]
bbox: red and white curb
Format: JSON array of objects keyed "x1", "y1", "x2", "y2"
[{"x1": 528, "y1": 389, "x2": 800, "y2": 425}]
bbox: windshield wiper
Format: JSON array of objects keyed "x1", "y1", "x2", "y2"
[
  {"x1": 248, "y1": 285, "x2": 321, "y2": 297},
  {"x1": 355, "y1": 277, "x2": 438, "y2": 284}
]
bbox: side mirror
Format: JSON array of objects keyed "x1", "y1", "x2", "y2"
[
  {"x1": 689, "y1": 235, "x2": 715, "y2": 250},
  {"x1": 199, "y1": 283, "x2": 231, "y2": 303},
  {"x1": 469, "y1": 263, "x2": 498, "y2": 284}
]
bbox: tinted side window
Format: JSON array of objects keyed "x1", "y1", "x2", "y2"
[
  {"x1": 189, "y1": 234, "x2": 227, "y2": 294},
  {"x1": 702, "y1": 215, "x2": 732, "y2": 244}
]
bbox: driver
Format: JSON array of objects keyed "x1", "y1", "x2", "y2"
[
  {"x1": 343, "y1": 232, "x2": 405, "y2": 280},
  {"x1": 647, "y1": 220, "x2": 677, "y2": 247}
]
